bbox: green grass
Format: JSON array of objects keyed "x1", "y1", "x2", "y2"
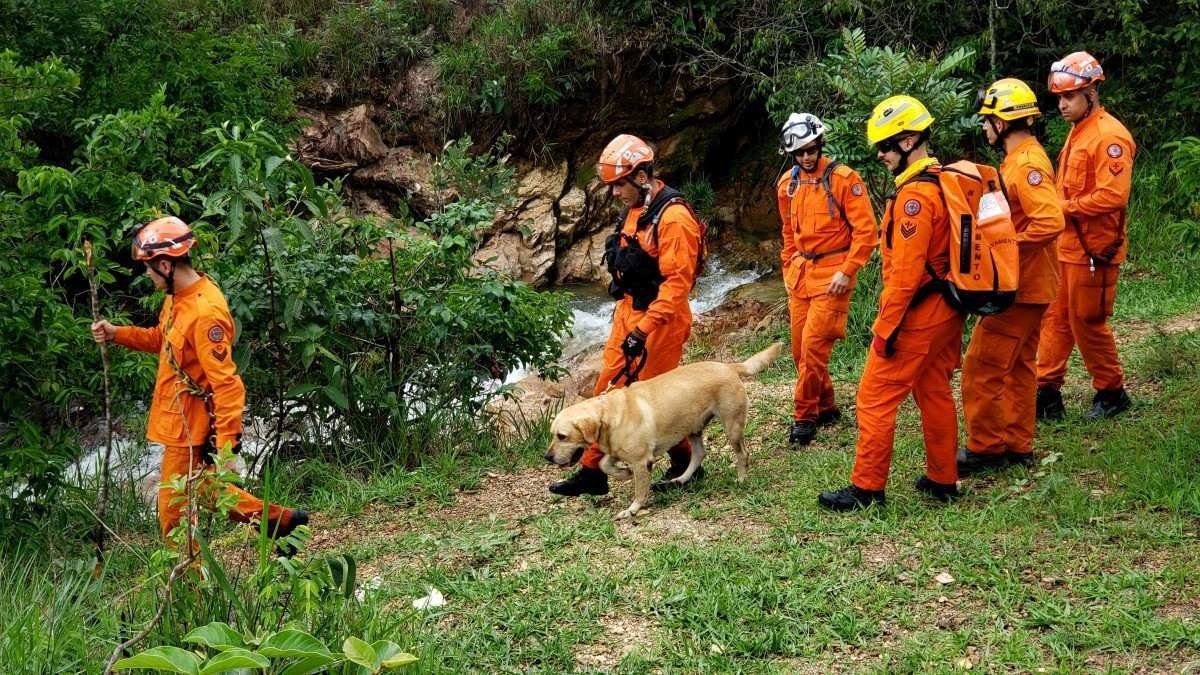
[
  {"x1": 4, "y1": 169, "x2": 1198, "y2": 672},
  {"x1": 278, "y1": 314, "x2": 1200, "y2": 673}
]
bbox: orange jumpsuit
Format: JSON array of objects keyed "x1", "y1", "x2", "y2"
[
  {"x1": 1037, "y1": 107, "x2": 1135, "y2": 392},
  {"x1": 114, "y1": 275, "x2": 288, "y2": 538},
  {"x1": 777, "y1": 157, "x2": 879, "y2": 422},
  {"x1": 850, "y1": 158, "x2": 964, "y2": 491},
  {"x1": 962, "y1": 136, "x2": 1065, "y2": 455},
  {"x1": 581, "y1": 180, "x2": 702, "y2": 470}
]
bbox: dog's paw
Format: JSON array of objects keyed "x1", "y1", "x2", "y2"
[{"x1": 615, "y1": 505, "x2": 640, "y2": 520}]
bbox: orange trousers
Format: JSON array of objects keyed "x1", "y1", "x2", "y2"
[
  {"x1": 159, "y1": 445, "x2": 287, "y2": 539},
  {"x1": 581, "y1": 303, "x2": 692, "y2": 470},
  {"x1": 962, "y1": 304, "x2": 1048, "y2": 455},
  {"x1": 850, "y1": 315, "x2": 964, "y2": 491},
  {"x1": 788, "y1": 292, "x2": 850, "y2": 421},
  {"x1": 1037, "y1": 262, "x2": 1123, "y2": 391}
]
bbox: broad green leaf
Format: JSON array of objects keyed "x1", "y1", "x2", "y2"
[
  {"x1": 373, "y1": 641, "x2": 418, "y2": 669},
  {"x1": 323, "y1": 385, "x2": 349, "y2": 410},
  {"x1": 342, "y1": 636, "x2": 377, "y2": 669},
  {"x1": 279, "y1": 655, "x2": 338, "y2": 675},
  {"x1": 199, "y1": 648, "x2": 269, "y2": 674},
  {"x1": 257, "y1": 629, "x2": 332, "y2": 659},
  {"x1": 184, "y1": 622, "x2": 244, "y2": 651},
  {"x1": 112, "y1": 646, "x2": 202, "y2": 674}
]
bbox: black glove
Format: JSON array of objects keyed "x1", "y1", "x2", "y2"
[
  {"x1": 202, "y1": 435, "x2": 242, "y2": 466},
  {"x1": 621, "y1": 328, "x2": 647, "y2": 359}
]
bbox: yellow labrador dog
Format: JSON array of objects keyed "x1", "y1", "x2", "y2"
[{"x1": 545, "y1": 343, "x2": 782, "y2": 519}]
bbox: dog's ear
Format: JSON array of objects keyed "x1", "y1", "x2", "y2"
[{"x1": 574, "y1": 417, "x2": 600, "y2": 444}]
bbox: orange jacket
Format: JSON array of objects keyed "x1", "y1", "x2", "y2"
[
  {"x1": 873, "y1": 158, "x2": 958, "y2": 341},
  {"x1": 1055, "y1": 107, "x2": 1136, "y2": 265},
  {"x1": 620, "y1": 180, "x2": 702, "y2": 336},
  {"x1": 1001, "y1": 136, "x2": 1066, "y2": 304},
  {"x1": 777, "y1": 156, "x2": 879, "y2": 297},
  {"x1": 115, "y1": 275, "x2": 244, "y2": 449}
]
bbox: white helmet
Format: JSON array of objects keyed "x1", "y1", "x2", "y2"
[{"x1": 779, "y1": 112, "x2": 826, "y2": 154}]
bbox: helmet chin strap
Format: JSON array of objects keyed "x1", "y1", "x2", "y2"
[
  {"x1": 638, "y1": 182, "x2": 652, "y2": 207},
  {"x1": 149, "y1": 259, "x2": 178, "y2": 294},
  {"x1": 890, "y1": 131, "x2": 927, "y2": 176},
  {"x1": 987, "y1": 118, "x2": 1009, "y2": 150}
]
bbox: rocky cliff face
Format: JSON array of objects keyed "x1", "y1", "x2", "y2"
[{"x1": 293, "y1": 56, "x2": 784, "y2": 287}]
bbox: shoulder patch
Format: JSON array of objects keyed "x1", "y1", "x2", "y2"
[
  {"x1": 211, "y1": 345, "x2": 229, "y2": 362},
  {"x1": 900, "y1": 222, "x2": 918, "y2": 240},
  {"x1": 1109, "y1": 162, "x2": 1125, "y2": 176},
  {"x1": 1027, "y1": 169, "x2": 1043, "y2": 186},
  {"x1": 1107, "y1": 143, "x2": 1123, "y2": 158},
  {"x1": 207, "y1": 325, "x2": 226, "y2": 343},
  {"x1": 851, "y1": 183, "x2": 865, "y2": 197},
  {"x1": 903, "y1": 199, "x2": 921, "y2": 216}
]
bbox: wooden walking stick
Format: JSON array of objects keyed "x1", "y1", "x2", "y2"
[{"x1": 85, "y1": 240, "x2": 115, "y2": 569}]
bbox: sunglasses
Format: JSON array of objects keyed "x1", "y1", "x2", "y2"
[
  {"x1": 792, "y1": 144, "x2": 822, "y2": 157},
  {"x1": 874, "y1": 138, "x2": 904, "y2": 154}
]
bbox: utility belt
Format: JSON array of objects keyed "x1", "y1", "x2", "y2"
[
  {"x1": 1068, "y1": 215, "x2": 1124, "y2": 272},
  {"x1": 795, "y1": 245, "x2": 850, "y2": 263}
]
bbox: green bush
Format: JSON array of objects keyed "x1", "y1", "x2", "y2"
[
  {"x1": 436, "y1": 0, "x2": 597, "y2": 120},
  {"x1": 314, "y1": 0, "x2": 452, "y2": 93},
  {"x1": 192, "y1": 125, "x2": 571, "y2": 465}
]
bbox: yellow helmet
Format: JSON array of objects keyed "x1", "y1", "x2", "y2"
[
  {"x1": 866, "y1": 94, "x2": 934, "y2": 145},
  {"x1": 978, "y1": 78, "x2": 1040, "y2": 121}
]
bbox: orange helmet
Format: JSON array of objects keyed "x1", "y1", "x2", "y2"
[
  {"x1": 595, "y1": 134, "x2": 654, "y2": 184},
  {"x1": 1048, "y1": 51, "x2": 1104, "y2": 93},
  {"x1": 132, "y1": 216, "x2": 196, "y2": 261}
]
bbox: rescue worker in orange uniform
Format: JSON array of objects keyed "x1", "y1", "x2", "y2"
[
  {"x1": 775, "y1": 113, "x2": 878, "y2": 446},
  {"x1": 548, "y1": 134, "x2": 704, "y2": 497},
  {"x1": 1036, "y1": 52, "x2": 1136, "y2": 421},
  {"x1": 819, "y1": 95, "x2": 965, "y2": 511},
  {"x1": 91, "y1": 217, "x2": 308, "y2": 545},
  {"x1": 958, "y1": 79, "x2": 1065, "y2": 475}
]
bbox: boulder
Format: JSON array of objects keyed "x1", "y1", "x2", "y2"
[
  {"x1": 352, "y1": 146, "x2": 449, "y2": 218},
  {"x1": 556, "y1": 229, "x2": 610, "y2": 285},
  {"x1": 474, "y1": 163, "x2": 569, "y2": 286},
  {"x1": 488, "y1": 349, "x2": 603, "y2": 437},
  {"x1": 296, "y1": 104, "x2": 388, "y2": 173},
  {"x1": 387, "y1": 60, "x2": 443, "y2": 150}
]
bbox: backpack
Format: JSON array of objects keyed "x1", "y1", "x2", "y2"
[
  {"x1": 602, "y1": 186, "x2": 709, "y2": 310},
  {"x1": 908, "y1": 161, "x2": 1019, "y2": 316},
  {"x1": 784, "y1": 160, "x2": 851, "y2": 227}
]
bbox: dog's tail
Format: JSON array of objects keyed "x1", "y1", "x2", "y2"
[{"x1": 730, "y1": 342, "x2": 784, "y2": 378}]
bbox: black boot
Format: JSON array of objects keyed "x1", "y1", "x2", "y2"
[
  {"x1": 818, "y1": 484, "x2": 885, "y2": 511},
  {"x1": 657, "y1": 449, "x2": 700, "y2": 492},
  {"x1": 1003, "y1": 450, "x2": 1035, "y2": 468},
  {"x1": 956, "y1": 447, "x2": 1008, "y2": 477},
  {"x1": 549, "y1": 467, "x2": 609, "y2": 496},
  {"x1": 816, "y1": 408, "x2": 842, "y2": 428},
  {"x1": 1085, "y1": 388, "x2": 1131, "y2": 421},
  {"x1": 789, "y1": 420, "x2": 817, "y2": 446},
  {"x1": 271, "y1": 509, "x2": 309, "y2": 556},
  {"x1": 915, "y1": 475, "x2": 960, "y2": 503},
  {"x1": 1036, "y1": 386, "x2": 1065, "y2": 421}
]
